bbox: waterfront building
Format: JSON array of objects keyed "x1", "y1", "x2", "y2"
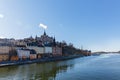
[
  {"x1": 15, "y1": 40, "x2": 27, "y2": 46},
  {"x1": 24, "y1": 36, "x2": 35, "y2": 42},
  {"x1": 45, "y1": 47, "x2": 52, "y2": 54},
  {"x1": 17, "y1": 49, "x2": 30, "y2": 60},
  {"x1": 30, "y1": 49, "x2": 37, "y2": 60},
  {"x1": 0, "y1": 54, "x2": 9, "y2": 62},
  {"x1": 0, "y1": 38, "x2": 15, "y2": 44},
  {"x1": 27, "y1": 45, "x2": 44, "y2": 59},
  {"x1": 0, "y1": 31, "x2": 63, "y2": 61},
  {"x1": 10, "y1": 56, "x2": 19, "y2": 61},
  {"x1": 15, "y1": 45, "x2": 26, "y2": 50},
  {"x1": 27, "y1": 46, "x2": 44, "y2": 54},
  {"x1": 35, "y1": 31, "x2": 55, "y2": 46},
  {"x1": 52, "y1": 46, "x2": 62, "y2": 56},
  {"x1": 0, "y1": 42, "x2": 15, "y2": 62},
  {"x1": 0, "y1": 46, "x2": 12, "y2": 54},
  {"x1": 9, "y1": 47, "x2": 18, "y2": 61}
]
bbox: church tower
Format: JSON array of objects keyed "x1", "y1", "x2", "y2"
[
  {"x1": 53, "y1": 36, "x2": 56, "y2": 46},
  {"x1": 43, "y1": 30, "x2": 46, "y2": 36}
]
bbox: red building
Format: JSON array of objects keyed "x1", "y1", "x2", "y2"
[{"x1": 52, "y1": 46, "x2": 62, "y2": 56}]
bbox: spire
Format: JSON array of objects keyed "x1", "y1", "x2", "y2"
[
  {"x1": 35, "y1": 35, "x2": 38, "y2": 40},
  {"x1": 44, "y1": 30, "x2": 46, "y2": 35},
  {"x1": 30, "y1": 35, "x2": 33, "y2": 39},
  {"x1": 53, "y1": 36, "x2": 56, "y2": 42},
  {"x1": 53, "y1": 36, "x2": 56, "y2": 46}
]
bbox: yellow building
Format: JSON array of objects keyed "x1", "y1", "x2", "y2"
[
  {"x1": 0, "y1": 54, "x2": 9, "y2": 62},
  {"x1": 0, "y1": 46, "x2": 12, "y2": 53},
  {"x1": 0, "y1": 46, "x2": 13, "y2": 62}
]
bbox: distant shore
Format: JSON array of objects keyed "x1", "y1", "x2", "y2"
[{"x1": 92, "y1": 52, "x2": 120, "y2": 56}]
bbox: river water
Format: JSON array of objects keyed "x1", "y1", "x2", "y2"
[{"x1": 0, "y1": 53, "x2": 120, "y2": 80}]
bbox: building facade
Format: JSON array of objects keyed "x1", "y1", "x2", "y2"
[
  {"x1": 27, "y1": 46, "x2": 44, "y2": 54},
  {"x1": 52, "y1": 47, "x2": 62, "y2": 56},
  {"x1": 30, "y1": 49, "x2": 37, "y2": 60},
  {"x1": 45, "y1": 47, "x2": 52, "y2": 54},
  {"x1": 17, "y1": 49, "x2": 30, "y2": 60},
  {"x1": 0, "y1": 54, "x2": 9, "y2": 62}
]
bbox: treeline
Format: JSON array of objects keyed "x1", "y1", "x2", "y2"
[{"x1": 56, "y1": 41, "x2": 91, "y2": 56}]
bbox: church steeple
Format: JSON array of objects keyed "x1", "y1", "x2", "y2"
[
  {"x1": 53, "y1": 36, "x2": 56, "y2": 46},
  {"x1": 30, "y1": 35, "x2": 33, "y2": 39},
  {"x1": 35, "y1": 35, "x2": 38, "y2": 40},
  {"x1": 53, "y1": 36, "x2": 56, "y2": 42},
  {"x1": 44, "y1": 30, "x2": 46, "y2": 35}
]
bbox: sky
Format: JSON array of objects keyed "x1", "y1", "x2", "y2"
[{"x1": 0, "y1": 0, "x2": 120, "y2": 52}]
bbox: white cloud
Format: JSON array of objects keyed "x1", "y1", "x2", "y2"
[
  {"x1": 0, "y1": 14, "x2": 4, "y2": 19},
  {"x1": 39, "y1": 23, "x2": 47, "y2": 29}
]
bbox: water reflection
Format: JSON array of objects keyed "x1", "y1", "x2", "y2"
[
  {"x1": 0, "y1": 60, "x2": 75, "y2": 80},
  {"x1": 1, "y1": 54, "x2": 120, "y2": 80}
]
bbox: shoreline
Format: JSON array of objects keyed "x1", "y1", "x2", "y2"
[{"x1": 0, "y1": 55, "x2": 83, "y2": 67}]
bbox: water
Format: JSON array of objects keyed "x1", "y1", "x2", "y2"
[{"x1": 0, "y1": 53, "x2": 120, "y2": 80}]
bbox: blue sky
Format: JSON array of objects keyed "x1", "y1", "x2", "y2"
[{"x1": 0, "y1": 0, "x2": 120, "y2": 52}]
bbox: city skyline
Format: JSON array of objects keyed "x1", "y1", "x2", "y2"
[{"x1": 0, "y1": 0, "x2": 120, "y2": 52}]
